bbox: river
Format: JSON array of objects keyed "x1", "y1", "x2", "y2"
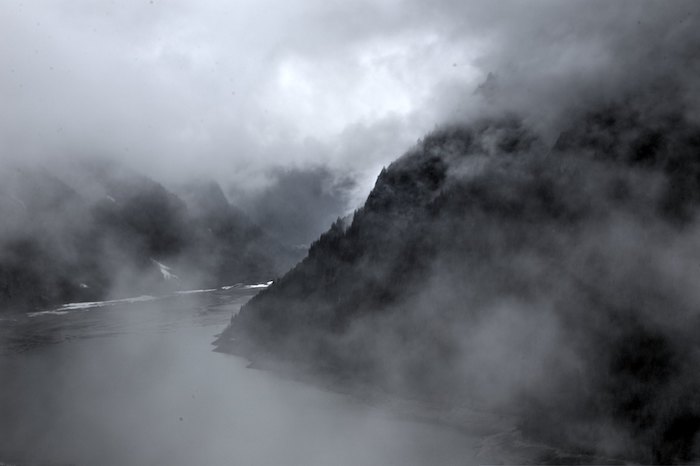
[{"x1": 0, "y1": 287, "x2": 494, "y2": 466}]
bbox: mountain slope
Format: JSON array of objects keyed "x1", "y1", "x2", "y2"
[
  {"x1": 0, "y1": 160, "x2": 298, "y2": 311},
  {"x1": 222, "y1": 106, "x2": 700, "y2": 462}
]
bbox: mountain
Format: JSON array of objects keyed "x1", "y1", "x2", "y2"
[
  {"x1": 0, "y1": 165, "x2": 101, "y2": 309},
  {"x1": 237, "y1": 166, "x2": 355, "y2": 248},
  {"x1": 177, "y1": 179, "x2": 301, "y2": 286},
  {"x1": 0, "y1": 159, "x2": 299, "y2": 311},
  {"x1": 220, "y1": 102, "x2": 700, "y2": 462}
]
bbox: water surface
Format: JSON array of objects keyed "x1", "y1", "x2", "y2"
[{"x1": 0, "y1": 288, "x2": 487, "y2": 465}]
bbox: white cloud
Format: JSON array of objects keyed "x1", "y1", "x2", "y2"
[{"x1": 2, "y1": 0, "x2": 698, "y2": 200}]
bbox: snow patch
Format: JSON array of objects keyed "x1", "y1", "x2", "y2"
[
  {"x1": 27, "y1": 310, "x2": 72, "y2": 317},
  {"x1": 175, "y1": 288, "x2": 217, "y2": 295},
  {"x1": 28, "y1": 295, "x2": 158, "y2": 317},
  {"x1": 244, "y1": 281, "x2": 273, "y2": 289},
  {"x1": 27, "y1": 281, "x2": 273, "y2": 319},
  {"x1": 221, "y1": 284, "x2": 243, "y2": 290},
  {"x1": 151, "y1": 259, "x2": 179, "y2": 280}
]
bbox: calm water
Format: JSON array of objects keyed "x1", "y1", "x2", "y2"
[{"x1": 0, "y1": 288, "x2": 488, "y2": 466}]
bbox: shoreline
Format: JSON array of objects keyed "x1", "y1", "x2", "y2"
[{"x1": 214, "y1": 329, "x2": 627, "y2": 465}]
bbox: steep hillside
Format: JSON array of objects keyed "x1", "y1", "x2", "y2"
[
  {"x1": 223, "y1": 106, "x2": 700, "y2": 462},
  {"x1": 0, "y1": 161, "x2": 297, "y2": 311}
]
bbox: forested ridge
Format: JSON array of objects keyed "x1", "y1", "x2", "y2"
[{"x1": 225, "y1": 97, "x2": 700, "y2": 462}]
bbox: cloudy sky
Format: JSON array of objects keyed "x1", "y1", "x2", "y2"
[{"x1": 2, "y1": 1, "x2": 698, "y2": 204}]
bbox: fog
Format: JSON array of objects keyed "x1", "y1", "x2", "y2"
[
  {"x1": 2, "y1": 0, "x2": 478, "y2": 199},
  {"x1": 232, "y1": 166, "x2": 356, "y2": 246},
  {"x1": 3, "y1": 0, "x2": 700, "y2": 464},
  {"x1": 3, "y1": 1, "x2": 697, "y2": 214},
  {"x1": 6, "y1": 1, "x2": 694, "y2": 200}
]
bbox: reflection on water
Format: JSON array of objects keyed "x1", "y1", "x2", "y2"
[{"x1": 0, "y1": 288, "x2": 485, "y2": 466}]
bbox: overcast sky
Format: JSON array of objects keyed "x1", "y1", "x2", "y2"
[{"x1": 2, "y1": 1, "x2": 698, "y2": 203}]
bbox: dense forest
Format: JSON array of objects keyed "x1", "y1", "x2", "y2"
[{"x1": 222, "y1": 89, "x2": 700, "y2": 463}]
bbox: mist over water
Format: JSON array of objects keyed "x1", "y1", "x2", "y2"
[{"x1": 0, "y1": 289, "x2": 488, "y2": 466}]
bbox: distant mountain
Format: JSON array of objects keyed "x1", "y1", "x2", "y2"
[
  {"x1": 236, "y1": 167, "x2": 355, "y2": 247},
  {"x1": 0, "y1": 159, "x2": 300, "y2": 311},
  {"x1": 221, "y1": 102, "x2": 700, "y2": 463},
  {"x1": 177, "y1": 179, "x2": 300, "y2": 286}
]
